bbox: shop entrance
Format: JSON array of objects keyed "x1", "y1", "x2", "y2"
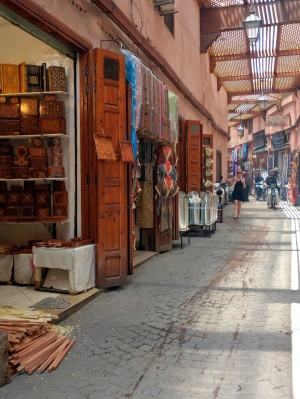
[{"x1": 81, "y1": 49, "x2": 129, "y2": 288}]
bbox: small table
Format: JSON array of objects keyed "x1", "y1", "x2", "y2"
[
  {"x1": 178, "y1": 228, "x2": 190, "y2": 249},
  {"x1": 33, "y1": 244, "x2": 95, "y2": 294}
]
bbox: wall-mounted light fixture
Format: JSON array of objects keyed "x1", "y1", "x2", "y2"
[
  {"x1": 153, "y1": 0, "x2": 177, "y2": 15},
  {"x1": 242, "y1": 0, "x2": 262, "y2": 45}
]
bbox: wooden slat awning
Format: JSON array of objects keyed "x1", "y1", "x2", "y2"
[{"x1": 199, "y1": 0, "x2": 300, "y2": 126}]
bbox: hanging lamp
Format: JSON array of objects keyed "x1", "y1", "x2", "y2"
[{"x1": 243, "y1": 0, "x2": 262, "y2": 45}]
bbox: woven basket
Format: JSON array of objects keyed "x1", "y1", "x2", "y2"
[
  {"x1": 0, "y1": 120, "x2": 21, "y2": 135},
  {"x1": 20, "y1": 98, "x2": 39, "y2": 116},
  {"x1": 39, "y1": 101, "x2": 64, "y2": 117},
  {"x1": 0, "y1": 104, "x2": 20, "y2": 119}
]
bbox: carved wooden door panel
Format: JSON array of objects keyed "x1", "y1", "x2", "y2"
[
  {"x1": 88, "y1": 48, "x2": 128, "y2": 288},
  {"x1": 186, "y1": 120, "x2": 203, "y2": 193}
]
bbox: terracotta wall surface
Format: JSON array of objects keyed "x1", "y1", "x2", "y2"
[
  {"x1": 229, "y1": 90, "x2": 300, "y2": 156},
  {"x1": 25, "y1": 0, "x2": 229, "y2": 178}
]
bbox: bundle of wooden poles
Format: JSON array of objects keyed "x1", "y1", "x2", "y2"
[{"x1": 0, "y1": 307, "x2": 75, "y2": 375}]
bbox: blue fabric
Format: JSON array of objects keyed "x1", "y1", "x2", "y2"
[{"x1": 121, "y1": 50, "x2": 138, "y2": 158}]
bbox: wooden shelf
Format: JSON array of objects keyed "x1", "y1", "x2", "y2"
[
  {"x1": 0, "y1": 178, "x2": 68, "y2": 181},
  {"x1": 0, "y1": 216, "x2": 69, "y2": 224},
  {"x1": 0, "y1": 91, "x2": 68, "y2": 98},
  {"x1": 0, "y1": 134, "x2": 67, "y2": 139}
]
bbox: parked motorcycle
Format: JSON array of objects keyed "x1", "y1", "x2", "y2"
[
  {"x1": 267, "y1": 184, "x2": 280, "y2": 210},
  {"x1": 255, "y1": 181, "x2": 267, "y2": 201}
]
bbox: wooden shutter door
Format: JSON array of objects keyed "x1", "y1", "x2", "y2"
[
  {"x1": 186, "y1": 120, "x2": 203, "y2": 193},
  {"x1": 89, "y1": 49, "x2": 128, "y2": 288}
]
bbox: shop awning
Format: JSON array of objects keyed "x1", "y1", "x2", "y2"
[{"x1": 253, "y1": 147, "x2": 268, "y2": 155}]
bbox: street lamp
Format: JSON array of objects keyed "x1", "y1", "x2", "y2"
[{"x1": 243, "y1": 0, "x2": 262, "y2": 45}]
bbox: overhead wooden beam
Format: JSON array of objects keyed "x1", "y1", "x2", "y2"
[
  {"x1": 212, "y1": 49, "x2": 300, "y2": 62},
  {"x1": 218, "y1": 71, "x2": 300, "y2": 82},
  {"x1": 229, "y1": 88, "x2": 296, "y2": 96},
  {"x1": 200, "y1": 1, "x2": 300, "y2": 35}
]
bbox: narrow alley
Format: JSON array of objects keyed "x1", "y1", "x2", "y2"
[{"x1": 1, "y1": 197, "x2": 299, "y2": 399}]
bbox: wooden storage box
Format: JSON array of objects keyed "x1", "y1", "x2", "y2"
[
  {"x1": 53, "y1": 191, "x2": 68, "y2": 207},
  {"x1": 0, "y1": 120, "x2": 20, "y2": 135},
  {"x1": 47, "y1": 66, "x2": 66, "y2": 92},
  {"x1": 44, "y1": 94, "x2": 56, "y2": 101},
  {"x1": 53, "y1": 206, "x2": 67, "y2": 217},
  {"x1": 13, "y1": 157, "x2": 30, "y2": 167},
  {"x1": 36, "y1": 207, "x2": 50, "y2": 217},
  {"x1": 35, "y1": 183, "x2": 51, "y2": 192},
  {"x1": 39, "y1": 101, "x2": 64, "y2": 117},
  {"x1": 0, "y1": 206, "x2": 7, "y2": 216},
  {"x1": 7, "y1": 206, "x2": 20, "y2": 216},
  {"x1": 21, "y1": 191, "x2": 35, "y2": 206},
  {"x1": 20, "y1": 98, "x2": 39, "y2": 116},
  {"x1": 0, "y1": 192, "x2": 7, "y2": 206},
  {"x1": 0, "y1": 104, "x2": 20, "y2": 119},
  {"x1": 39, "y1": 117, "x2": 65, "y2": 134},
  {"x1": 12, "y1": 167, "x2": 29, "y2": 179},
  {"x1": 10, "y1": 185, "x2": 22, "y2": 192},
  {"x1": 47, "y1": 165, "x2": 65, "y2": 178},
  {"x1": 0, "y1": 181, "x2": 7, "y2": 191},
  {"x1": 8, "y1": 192, "x2": 21, "y2": 206},
  {"x1": 26, "y1": 65, "x2": 42, "y2": 92},
  {"x1": 30, "y1": 156, "x2": 47, "y2": 168},
  {"x1": 0, "y1": 156, "x2": 12, "y2": 167},
  {"x1": 24, "y1": 181, "x2": 35, "y2": 191},
  {"x1": 0, "y1": 144, "x2": 12, "y2": 156},
  {"x1": 20, "y1": 116, "x2": 39, "y2": 135},
  {"x1": 21, "y1": 206, "x2": 34, "y2": 216},
  {"x1": 29, "y1": 147, "x2": 46, "y2": 157},
  {"x1": 50, "y1": 155, "x2": 62, "y2": 166},
  {"x1": 0, "y1": 167, "x2": 12, "y2": 178},
  {"x1": 32, "y1": 137, "x2": 43, "y2": 147},
  {"x1": 53, "y1": 181, "x2": 65, "y2": 191},
  {"x1": 50, "y1": 144, "x2": 62, "y2": 155},
  {"x1": 29, "y1": 168, "x2": 46, "y2": 178},
  {"x1": 1, "y1": 64, "x2": 19, "y2": 94},
  {"x1": 35, "y1": 191, "x2": 51, "y2": 207}
]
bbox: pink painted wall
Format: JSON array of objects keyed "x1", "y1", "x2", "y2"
[{"x1": 28, "y1": 0, "x2": 229, "y2": 180}]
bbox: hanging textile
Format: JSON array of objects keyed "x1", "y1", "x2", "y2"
[
  {"x1": 121, "y1": 50, "x2": 138, "y2": 158},
  {"x1": 168, "y1": 91, "x2": 179, "y2": 143}
]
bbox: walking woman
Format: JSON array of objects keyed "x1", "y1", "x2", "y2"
[{"x1": 230, "y1": 167, "x2": 246, "y2": 219}]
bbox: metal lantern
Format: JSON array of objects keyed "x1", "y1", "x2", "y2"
[
  {"x1": 243, "y1": 2, "x2": 262, "y2": 45},
  {"x1": 257, "y1": 94, "x2": 268, "y2": 111},
  {"x1": 238, "y1": 124, "x2": 244, "y2": 138}
]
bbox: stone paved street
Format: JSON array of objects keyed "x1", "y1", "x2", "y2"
[{"x1": 1, "y1": 197, "x2": 299, "y2": 399}]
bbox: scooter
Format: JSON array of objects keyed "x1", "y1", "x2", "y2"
[
  {"x1": 267, "y1": 184, "x2": 279, "y2": 210},
  {"x1": 255, "y1": 181, "x2": 267, "y2": 201}
]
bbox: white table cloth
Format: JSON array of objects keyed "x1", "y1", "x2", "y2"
[
  {"x1": 0, "y1": 254, "x2": 13, "y2": 282},
  {"x1": 33, "y1": 244, "x2": 95, "y2": 294}
]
